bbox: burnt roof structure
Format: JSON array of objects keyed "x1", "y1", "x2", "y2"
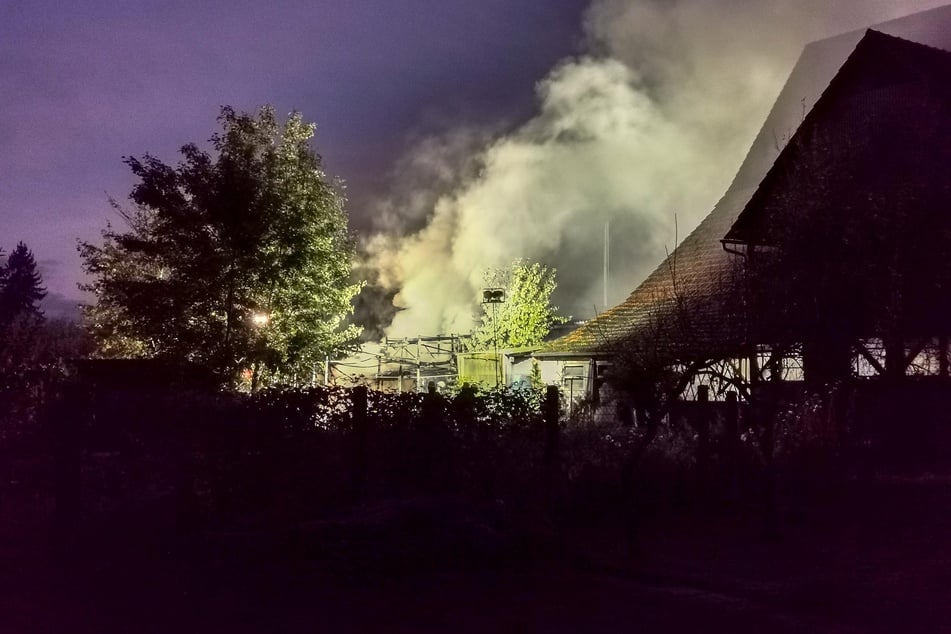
[{"x1": 547, "y1": 6, "x2": 951, "y2": 356}]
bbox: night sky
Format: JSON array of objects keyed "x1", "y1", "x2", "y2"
[
  {"x1": 0, "y1": 0, "x2": 587, "y2": 313},
  {"x1": 2, "y1": 0, "x2": 947, "y2": 322}
]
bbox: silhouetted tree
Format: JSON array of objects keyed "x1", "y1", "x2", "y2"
[
  {"x1": 0, "y1": 242, "x2": 51, "y2": 429},
  {"x1": 0, "y1": 241, "x2": 47, "y2": 370},
  {"x1": 79, "y1": 106, "x2": 363, "y2": 387},
  {"x1": 0, "y1": 241, "x2": 46, "y2": 325}
]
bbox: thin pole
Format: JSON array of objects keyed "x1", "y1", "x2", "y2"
[
  {"x1": 603, "y1": 221, "x2": 610, "y2": 308},
  {"x1": 324, "y1": 355, "x2": 330, "y2": 386},
  {"x1": 492, "y1": 302, "x2": 500, "y2": 387}
]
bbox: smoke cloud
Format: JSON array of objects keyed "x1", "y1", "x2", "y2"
[{"x1": 364, "y1": 0, "x2": 948, "y2": 339}]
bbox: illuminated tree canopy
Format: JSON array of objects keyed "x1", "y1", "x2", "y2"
[
  {"x1": 80, "y1": 106, "x2": 362, "y2": 386},
  {"x1": 468, "y1": 259, "x2": 567, "y2": 351}
]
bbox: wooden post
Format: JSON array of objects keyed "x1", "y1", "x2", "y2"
[
  {"x1": 51, "y1": 383, "x2": 83, "y2": 559},
  {"x1": 695, "y1": 385, "x2": 711, "y2": 499},
  {"x1": 940, "y1": 336, "x2": 949, "y2": 378},
  {"x1": 760, "y1": 376, "x2": 779, "y2": 538},
  {"x1": 351, "y1": 386, "x2": 369, "y2": 500},
  {"x1": 543, "y1": 385, "x2": 560, "y2": 513},
  {"x1": 885, "y1": 336, "x2": 905, "y2": 381},
  {"x1": 725, "y1": 390, "x2": 740, "y2": 501},
  {"x1": 420, "y1": 381, "x2": 445, "y2": 492}
]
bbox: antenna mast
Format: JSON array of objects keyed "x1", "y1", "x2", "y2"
[{"x1": 603, "y1": 221, "x2": 610, "y2": 309}]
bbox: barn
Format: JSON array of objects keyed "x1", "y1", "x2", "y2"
[{"x1": 541, "y1": 6, "x2": 951, "y2": 403}]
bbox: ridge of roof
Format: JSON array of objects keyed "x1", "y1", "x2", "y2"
[{"x1": 864, "y1": 27, "x2": 951, "y2": 55}]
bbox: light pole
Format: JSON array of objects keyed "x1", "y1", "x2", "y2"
[
  {"x1": 482, "y1": 288, "x2": 505, "y2": 387},
  {"x1": 249, "y1": 310, "x2": 270, "y2": 391}
]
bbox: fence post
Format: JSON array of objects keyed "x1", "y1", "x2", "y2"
[
  {"x1": 940, "y1": 335, "x2": 949, "y2": 378},
  {"x1": 694, "y1": 385, "x2": 711, "y2": 500},
  {"x1": 420, "y1": 381, "x2": 448, "y2": 493},
  {"x1": 756, "y1": 386, "x2": 779, "y2": 538},
  {"x1": 725, "y1": 390, "x2": 740, "y2": 501},
  {"x1": 351, "y1": 386, "x2": 369, "y2": 501},
  {"x1": 51, "y1": 382, "x2": 83, "y2": 559},
  {"x1": 543, "y1": 385, "x2": 560, "y2": 513}
]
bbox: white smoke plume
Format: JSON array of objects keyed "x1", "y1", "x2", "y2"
[{"x1": 365, "y1": 0, "x2": 948, "y2": 338}]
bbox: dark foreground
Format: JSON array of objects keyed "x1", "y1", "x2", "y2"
[{"x1": 2, "y1": 475, "x2": 950, "y2": 633}]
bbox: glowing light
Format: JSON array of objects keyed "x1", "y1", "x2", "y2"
[{"x1": 251, "y1": 312, "x2": 270, "y2": 327}]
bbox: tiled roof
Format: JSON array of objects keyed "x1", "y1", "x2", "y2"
[{"x1": 546, "y1": 184, "x2": 751, "y2": 354}]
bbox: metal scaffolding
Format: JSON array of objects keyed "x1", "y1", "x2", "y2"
[{"x1": 324, "y1": 334, "x2": 468, "y2": 392}]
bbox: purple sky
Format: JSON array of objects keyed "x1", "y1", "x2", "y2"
[{"x1": 0, "y1": 0, "x2": 587, "y2": 313}]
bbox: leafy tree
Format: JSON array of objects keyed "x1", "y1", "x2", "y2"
[
  {"x1": 468, "y1": 259, "x2": 568, "y2": 351},
  {"x1": 79, "y1": 106, "x2": 362, "y2": 387}
]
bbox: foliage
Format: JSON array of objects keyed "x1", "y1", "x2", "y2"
[
  {"x1": 467, "y1": 259, "x2": 568, "y2": 351},
  {"x1": 79, "y1": 106, "x2": 363, "y2": 386}
]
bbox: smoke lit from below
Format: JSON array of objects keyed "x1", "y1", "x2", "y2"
[{"x1": 361, "y1": 0, "x2": 947, "y2": 339}]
